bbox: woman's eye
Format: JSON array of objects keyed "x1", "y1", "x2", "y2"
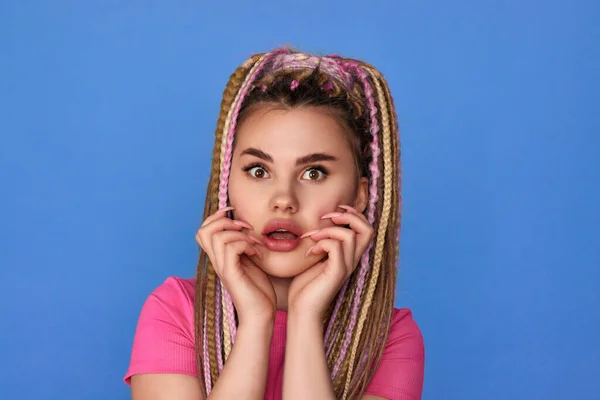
[
  {"x1": 302, "y1": 168, "x2": 325, "y2": 181},
  {"x1": 248, "y1": 166, "x2": 269, "y2": 179}
]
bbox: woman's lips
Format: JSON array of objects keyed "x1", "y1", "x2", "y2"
[
  {"x1": 260, "y1": 218, "x2": 305, "y2": 252},
  {"x1": 262, "y1": 234, "x2": 302, "y2": 252}
]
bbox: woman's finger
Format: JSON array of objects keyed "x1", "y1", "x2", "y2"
[
  {"x1": 222, "y1": 240, "x2": 260, "y2": 291},
  {"x1": 196, "y1": 218, "x2": 243, "y2": 254},
  {"x1": 321, "y1": 209, "x2": 372, "y2": 238},
  {"x1": 196, "y1": 219, "x2": 240, "y2": 265},
  {"x1": 200, "y1": 206, "x2": 235, "y2": 228},
  {"x1": 196, "y1": 217, "x2": 258, "y2": 262},
  {"x1": 303, "y1": 227, "x2": 355, "y2": 271},
  {"x1": 337, "y1": 204, "x2": 370, "y2": 224},
  {"x1": 306, "y1": 238, "x2": 347, "y2": 280},
  {"x1": 317, "y1": 211, "x2": 374, "y2": 266},
  {"x1": 211, "y1": 230, "x2": 263, "y2": 275},
  {"x1": 195, "y1": 230, "x2": 215, "y2": 263},
  {"x1": 201, "y1": 216, "x2": 253, "y2": 235}
]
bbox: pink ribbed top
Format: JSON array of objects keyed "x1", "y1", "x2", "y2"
[{"x1": 124, "y1": 277, "x2": 425, "y2": 399}]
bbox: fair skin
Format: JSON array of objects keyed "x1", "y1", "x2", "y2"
[{"x1": 131, "y1": 106, "x2": 386, "y2": 400}]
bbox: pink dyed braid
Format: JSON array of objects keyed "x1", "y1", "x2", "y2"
[
  {"x1": 324, "y1": 280, "x2": 349, "y2": 350},
  {"x1": 217, "y1": 48, "x2": 290, "y2": 343},
  {"x1": 324, "y1": 57, "x2": 380, "y2": 352},
  {"x1": 331, "y1": 60, "x2": 381, "y2": 378},
  {"x1": 270, "y1": 53, "x2": 355, "y2": 91},
  {"x1": 322, "y1": 56, "x2": 373, "y2": 349},
  {"x1": 202, "y1": 312, "x2": 211, "y2": 395},
  {"x1": 267, "y1": 53, "x2": 366, "y2": 353},
  {"x1": 215, "y1": 277, "x2": 223, "y2": 372}
]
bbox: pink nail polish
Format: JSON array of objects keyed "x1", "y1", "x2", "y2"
[
  {"x1": 300, "y1": 229, "x2": 321, "y2": 238},
  {"x1": 218, "y1": 206, "x2": 235, "y2": 213},
  {"x1": 305, "y1": 245, "x2": 315, "y2": 257},
  {"x1": 233, "y1": 220, "x2": 253, "y2": 230},
  {"x1": 338, "y1": 205, "x2": 357, "y2": 213},
  {"x1": 321, "y1": 212, "x2": 343, "y2": 219},
  {"x1": 248, "y1": 236, "x2": 264, "y2": 245}
]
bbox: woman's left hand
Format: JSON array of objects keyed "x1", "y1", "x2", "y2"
[{"x1": 287, "y1": 205, "x2": 375, "y2": 321}]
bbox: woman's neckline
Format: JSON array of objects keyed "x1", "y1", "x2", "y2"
[{"x1": 275, "y1": 309, "x2": 287, "y2": 326}]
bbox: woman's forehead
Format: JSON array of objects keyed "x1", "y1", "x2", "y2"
[{"x1": 234, "y1": 107, "x2": 353, "y2": 158}]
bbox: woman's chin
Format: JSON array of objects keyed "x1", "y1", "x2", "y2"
[{"x1": 251, "y1": 249, "x2": 318, "y2": 278}]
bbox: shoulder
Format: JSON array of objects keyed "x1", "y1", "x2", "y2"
[
  {"x1": 139, "y1": 276, "x2": 196, "y2": 327},
  {"x1": 147, "y1": 276, "x2": 196, "y2": 308},
  {"x1": 124, "y1": 276, "x2": 198, "y2": 385},
  {"x1": 150, "y1": 275, "x2": 196, "y2": 300},
  {"x1": 381, "y1": 307, "x2": 425, "y2": 367},
  {"x1": 141, "y1": 275, "x2": 197, "y2": 336},
  {"x1": 363, "y1": 307, "x2": 425, "y2": 400},
  {"x1": 386, "y1": 308, "x2": 425, "y2": 354}
]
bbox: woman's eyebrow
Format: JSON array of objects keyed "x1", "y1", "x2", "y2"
[
  {"x1": 240, "y1": 147, "x2": 338, "y2": 165},
  {"x1": 240, "y1": 147, "x2": 273, "y2": 162},
  {"x1": 295, "y1": 153, "x2": 338, "y2": 166}
]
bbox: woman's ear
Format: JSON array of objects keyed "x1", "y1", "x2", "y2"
[{"x1": 354, "y1": 177, "x2": 369, "y2": 214}]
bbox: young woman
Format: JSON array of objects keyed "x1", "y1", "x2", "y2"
[{"x1": 124, "y1": 47, "x2": 425, "y2": 400}]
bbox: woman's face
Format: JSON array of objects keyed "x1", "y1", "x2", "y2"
[{"x1": 228, "y1": 105, "x2": 368, "y2": 278}]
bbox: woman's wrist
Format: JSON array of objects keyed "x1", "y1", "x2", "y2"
[
  {"x1": 287, "y1": 306, "x2": 325, "y2": 329},
  {"x1": 208, "y1": 313, "x2": 274, "y2": 399},
  {"x1": 283, "y1": 308, "x2": 335, "y2": 399},
  {"x1": 238, "y1": 316, "x2": 275, "y2": 341}
]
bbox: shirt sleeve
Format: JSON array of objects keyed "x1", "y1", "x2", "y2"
[
  {"x1": 363, "y1": 308, "x2": 425, "y2": 400},
  {"x1": 123, "y1": 276, "x2": 198, "y2": 385}
]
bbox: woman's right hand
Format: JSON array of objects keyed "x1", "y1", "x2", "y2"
[{"x1": 195, "y1": 206, "x2": 276, "y2": 326}]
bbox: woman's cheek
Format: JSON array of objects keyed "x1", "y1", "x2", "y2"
[
  {"x1": 312, "y1": 189, "x2": 357, "y2": 224},
  {"x1": 229, "y1": 200, "x2": 253, "y2": 223},
  {"x1": 228, "y1": 179, "x2": 259, "y2": 217},
  {"x1": 315, "y1": 201, "x2": 343, "y2": 226}
]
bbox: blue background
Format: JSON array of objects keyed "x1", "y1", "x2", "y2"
[{"x1": 1, "y1": 1, "x2": 598, "y2": 399}]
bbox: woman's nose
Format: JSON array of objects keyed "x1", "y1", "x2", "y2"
[{"x1": 269, "y1": 187, "x2": 298, "y2": 213}]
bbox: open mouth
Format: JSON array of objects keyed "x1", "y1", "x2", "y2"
[
  {"x1": 267, "y1": 229, "x2": 299, "y2": 240},
  {"x1": 262, "y1": 229, "x2": 302, "y2": 252},
  {"x1": 261, "y1": 219, "x2": 304, "y2": 252}
]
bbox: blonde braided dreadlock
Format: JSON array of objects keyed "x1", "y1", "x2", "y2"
[{"x1": 194, "y1": 47, "x2": 402, "y2": 399}]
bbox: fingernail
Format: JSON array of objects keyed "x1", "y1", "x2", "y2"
[
  {"x1": 300, "y1": 229, "x2": 321, "y2": 238},
  {"x1": 305, "y1": 245, "x2": 315, "y2": 257},
  {"x1": 252, "y1": 245, "x2": 263, "y2": 259},
  {"x1": 233, "y1": 220, "x2": 253, "y2": 230},
  {"x1": 337, "y1": 205, "x2": 358, "y2": 213},
  {"x1": 218, "y1": 206, "x2": 235, "y2": 213},
  {"x1": 321, "y1": 212, "x2": 344, "y2": 219},
  {"x1": 248, "y1": 236, "x2": 265, "y2": 245}
]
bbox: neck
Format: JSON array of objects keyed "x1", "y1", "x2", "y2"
[{"x1": 269, "y1": 275, "x2": 293, "y2": 311}]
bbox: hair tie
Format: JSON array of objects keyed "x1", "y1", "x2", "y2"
[
  {"x1": 290, "y1": 80, "x2": 299, "y2": 91},
  {"x1": 321, "y1": 81, "x2": 334, "y2": 91}
]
